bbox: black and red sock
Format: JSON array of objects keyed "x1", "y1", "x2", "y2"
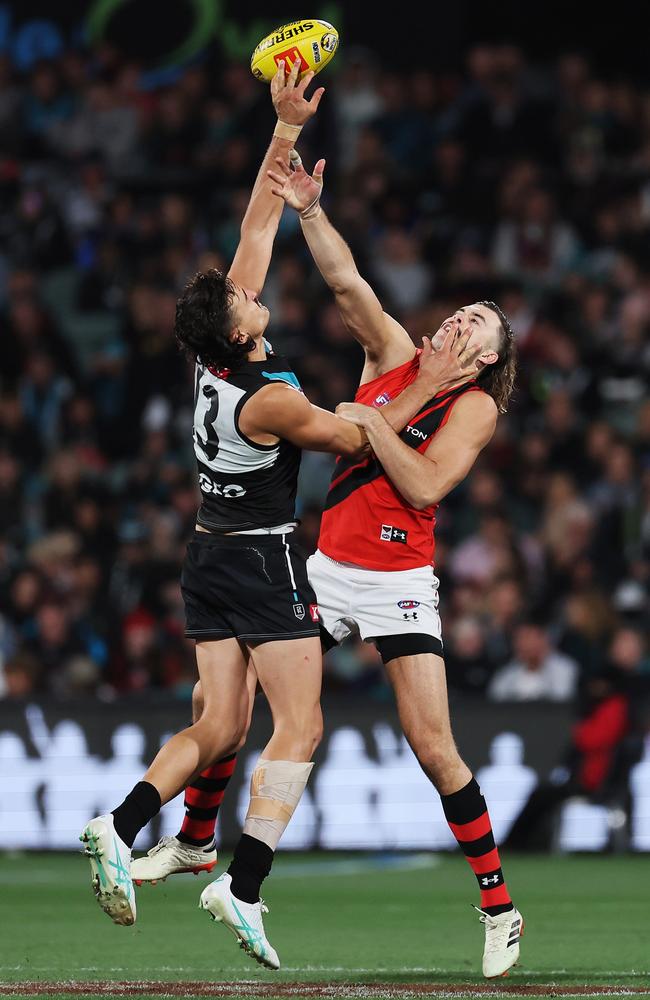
[
  {"x1": 441, "y1": 777, "x2": 513, "y2": 916},
  {"x1": 177, "y1": 753, "x2": 237, "y2": 848}
]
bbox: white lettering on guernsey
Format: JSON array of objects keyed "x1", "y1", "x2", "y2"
[
  {"x1": 198, "y1": 472, "x2": 246, "y2": 498},
  {"x1": 406, "y1": 425, "x2": 428, "y2": 441}
]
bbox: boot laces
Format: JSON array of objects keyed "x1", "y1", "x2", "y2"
[{"x1": 148, "y1": 835, "x2": 175, "y2": 856}]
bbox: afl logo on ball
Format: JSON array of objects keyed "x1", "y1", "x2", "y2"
[
  {"x1": 398, "y1": 600, "x2": 421, "y2": 610},
  {"x1": 321, "y1": 32, "x2": 338, "y2": 53}
]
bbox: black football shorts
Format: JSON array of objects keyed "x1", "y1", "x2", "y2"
[{"x1": 181, "y1": 530, "x2": 321, "y2": 642}]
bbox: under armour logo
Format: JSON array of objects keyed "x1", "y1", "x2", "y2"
[
  {"x1": 380, "y1": 524, "x2": 409, "y2": 545},
  {"x1": 480, "y1": 874, "x2": 501, "y2": 886},
  {"x1": 402, "y1": 612, "x2": 419, "y2": 621}
]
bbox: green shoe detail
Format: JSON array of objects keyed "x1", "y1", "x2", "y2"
[
  {"x1": 107, "y1": 836, "x2": 132, "y2": 899},
  {"x1": 230, "y1": 899, "x2": 267, "y2": 960}
]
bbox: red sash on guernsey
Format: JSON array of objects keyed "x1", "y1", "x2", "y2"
[{"x1": 318, "y1": 355, "x2": 484, "y2": 571}]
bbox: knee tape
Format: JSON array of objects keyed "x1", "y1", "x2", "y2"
[{"x1": 244, "y1": 758, "x2": 314, "y2": 850}]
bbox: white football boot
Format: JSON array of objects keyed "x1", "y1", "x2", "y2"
[
  {"x1": 476, "y1": 905, "x2": 524, "y2": 977},
  {"x1": 131, "y1": 836, "x2": 217, "y2": 886},
  {"x1": 80, "y1": 814, "x2": 136, "y2": 926},
  {"x1": 199, "y1": 872, "x2": 280, "y2": 970}
]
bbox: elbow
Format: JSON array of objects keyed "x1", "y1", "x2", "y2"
[{"x1": 409, "y1": 490, "x2": 441, "y2": 511}]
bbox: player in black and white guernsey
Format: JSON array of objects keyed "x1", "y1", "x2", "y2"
[
  {"x1": 192, "y1": 352, "x2": 303, "y2": 536},
  {"x1": 81, "y1": 58, "x2": 456, "y2": 968}
]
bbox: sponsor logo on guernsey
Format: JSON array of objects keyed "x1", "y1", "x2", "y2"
[
  {"x1": 309, "y1": 604, "x2": 320, "y2": 622},
  {"x1": 198, "y1": 472, "x2": 246, "y2": 498},
  {"x1": 380, "y1": 524, "x2": 408, "y2": 544},
  {"x1": 293, "y1": 603, "x2": 306, "y2": 620},
  {"x1": 397, "y1": 600, "x2": 420, "y2": 610},
  {"x1": 374, "y1": 392, "x2": 392, "y2": 407},
  {"x1": 406, "y1": 424, "x2": 428, "y2": 441}
]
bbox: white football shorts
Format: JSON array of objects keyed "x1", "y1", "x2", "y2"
[{"x1": 307, "y1": 548, "x2": 443, "y2": 648}]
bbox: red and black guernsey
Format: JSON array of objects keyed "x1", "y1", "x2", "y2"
[{"x1": 318, "y1": 354, "x2": 485, "y2": 571}]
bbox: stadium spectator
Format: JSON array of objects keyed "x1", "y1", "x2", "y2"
[{"x1": 487, "y1": 620, "x2": 578, "y2": 701}]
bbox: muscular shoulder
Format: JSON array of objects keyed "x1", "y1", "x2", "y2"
[
  {"x1": 240, "y1": 382, "x2": 309, "y2": 440},
  {"x1": 448, "y1": 390, "x2": 498, "y2": 435}
]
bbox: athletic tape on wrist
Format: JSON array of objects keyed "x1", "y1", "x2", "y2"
[
  {"x1": 300, "y1": 195, "x2": 322, "y2": 221},
  {"x1": 274, "y1": 120, "x2": 303, "y2": 141}
]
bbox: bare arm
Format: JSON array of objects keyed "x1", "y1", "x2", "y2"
[
  {"x1": 268, "y1": 157, "x2": 414, "y2": 370},
  {"x1": 339, "y1": 391, "x2": 498, "y2": 509},
  {"x1": 240, "y1": 385, "x2": 369, "y2": 457},
  {"x1": 228, "y1": 62, "x2": 324, "y2": 294}
]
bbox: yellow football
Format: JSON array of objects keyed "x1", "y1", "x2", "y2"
[{"x1": 250, "y1": 19, "x2": 339, "y2": 83}]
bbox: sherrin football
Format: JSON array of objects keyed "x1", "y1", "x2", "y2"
[{"x1": 251, "y1": 19, "x2": 339, "y2": 83}]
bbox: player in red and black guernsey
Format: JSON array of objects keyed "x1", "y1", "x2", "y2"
[
  {"x1": 267, "y1": 152, "x2": 524, "y2": 978},
  {"x1": 82, "y1": 61, "x2": 474, "y2": 969}
]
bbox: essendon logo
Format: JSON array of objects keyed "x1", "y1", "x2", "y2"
[
  {"x1": 380, "y1": 524, "x2": 408, "y2": 544},
  {"x1": 309, "y1": 604, "x2": 320, "y2": 622},
  {"x1": 274, "y1": 48, "x2": 309, "y2": 73}
]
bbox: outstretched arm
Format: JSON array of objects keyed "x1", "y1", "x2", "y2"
[
  {"x1": 240, "y1": 383, "x2": 369, "y2": 457},
  {"x1": 228, "y1": 62, "x2": 324, "y2": 294},
  {"x1": 268, "y1": 156, "x2": 415, "y2": 372}
]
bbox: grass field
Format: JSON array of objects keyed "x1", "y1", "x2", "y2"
[{"x1": 0, "y1": 852, "x2": 648, "y2": 1000}]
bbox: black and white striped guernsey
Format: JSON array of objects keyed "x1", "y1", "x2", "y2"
[{"x1": 192, "y1": 354, "x2": 302, "y2": 533}]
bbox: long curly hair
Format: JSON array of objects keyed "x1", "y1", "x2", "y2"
[
  {"x1": 174, "y1": 269, "x2": 255, "y2": 369},
  {"x1": 476, "y1": 300, "x2": 517, "y2": 413}
]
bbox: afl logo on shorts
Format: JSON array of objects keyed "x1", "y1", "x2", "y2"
[
  {"x1": 374, "y1": 392, "x2": 392, "y2": 406},
  {"x1": 397, "y1": 600, "x2": 421, "y2": 610}
]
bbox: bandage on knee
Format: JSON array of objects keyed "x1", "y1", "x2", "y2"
[{"x1": 244, "y1": 758, "x2": 314, "y2": 851}]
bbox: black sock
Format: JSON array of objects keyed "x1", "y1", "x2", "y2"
[
  {"x1": 112, "y1": 781, "x2": 161, "y2": 848},
  {"x1": 227, "y1": 833, "x2": 274, "y2": 903}
]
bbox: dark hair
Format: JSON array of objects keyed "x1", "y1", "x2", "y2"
[
  {"x1": 174, "y1": 269, "x2": 255, "y2": 369},
  {"x1": 476, "y1": 300, "x2": 517, "y2": 414}
]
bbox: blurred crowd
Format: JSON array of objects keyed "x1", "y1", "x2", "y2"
[{"x1": 0, "y1": 42, "x2": 648, "y2": 734}]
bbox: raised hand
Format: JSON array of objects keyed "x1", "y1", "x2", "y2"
[
  {"x1": 416, "y1": 329, "x2": 484, "y2": 394},
  {"x1": 268, "y1": 155, "x2": 326, "y2": 214},
  {"x1": 270, "y1": 58, "x2": 325, "y2": 126}
]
